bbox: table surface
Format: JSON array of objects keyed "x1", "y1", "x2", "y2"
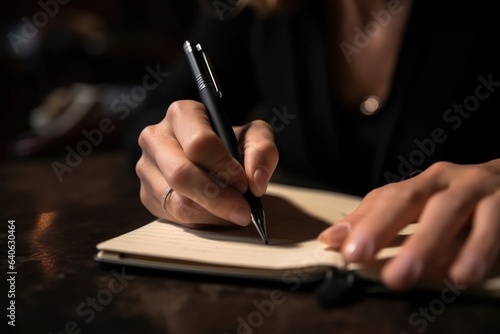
[{"x1": 2, "y1": 150, "x2": 499, "y2": 334}]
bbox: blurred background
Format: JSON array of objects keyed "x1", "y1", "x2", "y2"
[{"x1": 1, "y1": 0, "x2": 199, "y2": 164}]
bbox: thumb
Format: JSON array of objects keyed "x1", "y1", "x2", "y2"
[{"x1": 235, "y1": 120, "x2": 279, "y2": 196}]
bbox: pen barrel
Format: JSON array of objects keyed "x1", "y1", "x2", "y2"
[
  {"x1": 184, "y1": 40, "x2": 267, "y2": 243},
  {"x1": 199, "y1": 87, "x2": 243, "y2": 164},
  {"x1": 243, "y1": 189, "x2": 263, "y2": 209}
]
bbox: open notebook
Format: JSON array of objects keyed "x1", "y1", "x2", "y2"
[{"x1": 95, "y1": 183, "x2": 500, "y2": 297}]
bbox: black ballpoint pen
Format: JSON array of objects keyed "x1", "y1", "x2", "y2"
[{"x1": 183, "y1": 40, "x2": 268, "y2": 244}]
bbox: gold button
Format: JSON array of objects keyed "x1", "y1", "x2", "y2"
[{"x1": 360, "y1": 95, "x2": 381, "y2": 115}]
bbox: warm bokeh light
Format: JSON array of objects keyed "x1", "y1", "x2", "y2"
[
  {"x1": 32, "y1": 211, "x2": 57, "y2": 274},
  {"x1": 34, "y1": 211, "x2": 56, "y2": 233}
]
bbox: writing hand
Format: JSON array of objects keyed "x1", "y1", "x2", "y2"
[{"x1": 136, "y1": 100, "x2": 278, "y2": 228}]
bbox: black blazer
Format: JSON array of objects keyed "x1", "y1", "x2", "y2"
[{"x1": 124, "y1": 1, "x2": 500, "y2": 196}]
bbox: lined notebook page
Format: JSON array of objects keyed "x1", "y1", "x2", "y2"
[
  {"x1": 96, "y1": 184, "x2": 364, "y2": 270},
  {"x1": 96, "y1": 183, "x2": 500, "y2": 296},
  {"x1": 96, "y1": 220, "x2": 344, "y2": 269}
]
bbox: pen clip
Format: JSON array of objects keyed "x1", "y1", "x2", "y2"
[{"x1": 196, "y1": 43, "x2": 222, "y2": 98}]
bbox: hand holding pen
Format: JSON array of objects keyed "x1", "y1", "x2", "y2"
[
  {"x1": 183, "y1": 40, "x2": 269, "y2": 243},
  {"x1": 135, "y1": 43, "x2": 279, "y2": 241}
]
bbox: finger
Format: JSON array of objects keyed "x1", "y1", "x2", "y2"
[
  {"x1": 341, "y1": 172, "x2": 443, "y2": 264},
  {"x1": 136, "y1": 152, "x2": 231, "y2": 226},
  {"x1": 139, "y1": 124, "x2": 251, "y2": 226},
  {"x1": 450, "y1": 191, "x2": 500, "y2": 285},
  {"x1": 318, "y1": 188, "x2": 381, "y2": 248},
  {"x1": 381, "y1": 184, "x2": 480, "y2": 290},
  {"x1": 235, "y1": 120, "x2": 279, "y2": 196},
  {"x1": 169, "y1": 100, "x2": 247, "y2": 193}
]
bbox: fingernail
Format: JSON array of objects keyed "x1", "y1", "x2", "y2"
[
  {"x1": 230, "y1": 206, "x2": 250, "y2": 226},
  {"x1": 319, "y1": 223, "x2": 351, "y2": 248},
  {"x1": 234, "y1": 180, "x2": 247, "y2": 194},
  {"x1": 386, "y1": 254, "x2": 423, "y2": 288},
  {"x1": 343, "y1": 235, "x2": 374, "y2": 262},
  {"x1": 452, "y1": 255, "x2": 485, "y2": 285},
  {"x1": 254, "y1": 167, "x2": 269, "y2": 196}
]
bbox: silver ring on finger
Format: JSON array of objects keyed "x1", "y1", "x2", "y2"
[{"x1": 161, "y1": 186, "x2": 174, "y2": 211}]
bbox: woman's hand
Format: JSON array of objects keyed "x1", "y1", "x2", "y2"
[
  {"x1": 319, "y1": 160, "x2": 500, "y2": 290},
  {"x1": 136, "y1": 100, "x2": 279, "y2": 228}
]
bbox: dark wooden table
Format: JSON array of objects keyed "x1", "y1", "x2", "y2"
[{"x1": 2, "y1": 150, "x2": 499, "y2": 334}]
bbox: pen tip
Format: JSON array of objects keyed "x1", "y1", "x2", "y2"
[{"x1": 251, "y1": 209, "x2": 268, "y2": 245}]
